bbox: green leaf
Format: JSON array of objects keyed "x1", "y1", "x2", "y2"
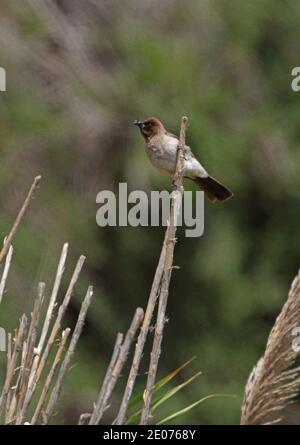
[
  {"x1": 156, "y1": 394, "x2": 235, "y2": 425},
  {"x1": 126, "y1": 369, "x2": 202, "y2": 425},
  {"x1": 152, "y1": 371, "x2": 202, "y2": 411},
  {"x1": 127, "y1": 356, "x2": 196, "y2": 410}
]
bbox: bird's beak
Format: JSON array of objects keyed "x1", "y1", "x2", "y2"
[{"x1": 133, "y1": 120, "x2": 144, "y2": 128}]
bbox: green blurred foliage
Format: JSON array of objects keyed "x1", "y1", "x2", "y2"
[{"x1": 0, "y1": 0, "x2": 300, "y2": 424}]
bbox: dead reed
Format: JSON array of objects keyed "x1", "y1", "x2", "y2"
[
  {"x1": 0, "y1": 177, "x2": 94, "y2": 424},
  {"x1": 241, "y1": 269, "x2": 300, "y2": 424}
]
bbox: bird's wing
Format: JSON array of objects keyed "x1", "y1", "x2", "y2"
[
  {"x1": 165, "y1": 131, "x2": 194, "y2": 158},
  {"x1": 165, "y1": 131, "x2": 207, "y2": 177},
  {"x1": 165, "y1": 131, "x2": 179, "y2": 140},
  {"x1": 184, "y1": 145, "x2": 195, "y2": 159}
]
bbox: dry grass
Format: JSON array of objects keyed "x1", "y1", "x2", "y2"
[
  {"x1": 0, "y1": 237, "x2": 94, "y2": 424},
  {"x1": 241, "y1": 269, "x2": 300, "y2": 424},
  {"x1": 0, "y1": 177, "x2": 94, "y2": 424}
]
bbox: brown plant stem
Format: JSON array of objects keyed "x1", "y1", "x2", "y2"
[
  {"x1": 0, "y1": 315, "x2": 28, "y2": 417},
  {"x1": 115, "y1": 232, "x2": 168, "y2": 425},
  {"x1": 89, "y1": 307, "x2": 144, "y2": 425},
  {"x1": 15, "y1": 283, "x2": 45, "y2": 424},
  {"x1": 31, "y1": 328, "x2": 71, "y2": 425},
  {"x1": 27, "y1": 254, "x2": 86, "y2": 402},
  {"x1": 0, "y1": 245, "x2": 13, "y2": 304},
  {"x1": 42, "y1": 285, "x2": 93, "y2": 424},
  {"x1": 0, "y1": 175, "x2": 42, "y2": 265}
]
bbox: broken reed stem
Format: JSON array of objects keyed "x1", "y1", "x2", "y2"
[
  {"x1": 6, "y1": 340, "x2": 28, "y2": 424},
  {"x1": 36, "y1": 243, "x2": 68, "y2": 356},
  {"x1": 31, "y1": 328, "x2": 71, "y2": 425},
  {"x1": 0, "y1": 175, "x2": 42, "y2": 265},
  {"x1": 0, "y1": 174, "x2": 93, "y2": 425},
  {"x1": 15, "y1": 283, "x2": 45, "y2": 425},
  {"x1": 36, "y1": 254, "x2": 86, "y2": 379},
  {"x1": 27, "y1": 254, "x2": 86, "y2": 406},
  {"x1": 88, "y1": 332, "x2": 124, "y2": 425},
  {"x1": 0, "y1": 240, "x2": 90, "y2": 425},
  {"x1": 79, "y1": 412, "x2": 91, "y2": 425},
  {"x1": 42, "y1": 285, "x2": 94, "y2": 424},
  {"x1": 0, "y1": 245, "x2": 13, "y2": 304},
  {"x1": 5, "y1": 392, "x2": 11, "y2": 424},
  {"x1": 140, "y1": 116, "x2": 188, "y2": 425},
  {"x1": 23, "y1": 245, "x2": 69, "y2": 416},
  {"x1": 89, "y1": 307, "x2": 144, "y2": 425},
  {"x1": 0, "y1": 314, "x2": 28, "y2": 417},
  {"x1": 115, "y1": 231, "x2": 168, "y2": 425}
]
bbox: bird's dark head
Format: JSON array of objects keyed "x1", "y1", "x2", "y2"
[{"x1": 133, "y1": 117, "x2": 165, "y2": 139}]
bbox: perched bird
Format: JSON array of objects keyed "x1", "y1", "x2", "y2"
[{"x1": 134, "y1": 117, "x2": 233, "y2": 202}]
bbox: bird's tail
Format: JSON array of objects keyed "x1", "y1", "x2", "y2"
[{"x1": 192, "y1": 175, "x2": 233, "y2": 203}]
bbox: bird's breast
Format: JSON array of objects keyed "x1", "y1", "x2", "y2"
[{"x1": 145, "y1": 136, "x2": 178, "y2": 175}]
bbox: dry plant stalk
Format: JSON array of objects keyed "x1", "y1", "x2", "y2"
[
  {"x1": 241, "y1": 269, "x2": 300, "y2": 425},
  {"x1": 42, "y1": 285, "x2": 94, "y2": 424},
  {"x1": 0, "y1": 245, "x2": 13, "y2": 304},
  {"x1": 115, "y1": 231, "x2": 168, "y2": 425},
  {"x1": 0, "y1": 175, "x2": 42, "y2": 265},
  {"x1": 140, "y1": 116, "x2": 188, "y2": 425},
  {"x1": 14, "y1": 283, "x2": 45, "y2": 424},
  {"x1": 87, "y1": 332, "x2": 123, "y2": 425},
  {"x1": 31, "y1": 328, "x2": 71, "y2": 425},
  {"x1": 0, "y1": 175, "x2": 42, "y2": 304},
  {"x1": 33, "y1": 254, "x2": 86, "y2": 387},
  {"x1": 11, "y1": 248, "x2": 87, "y2": 425},
  {"x1": 36, "y1": 243, "x2": 68, "y2": 355},
  {"x1": 0, "y1": 176, "x2": 94, "y2": 425},
  {"x1": 0, "y1": 256, "x2": 93, "y2": 425},
  {"x1": 89, "y1": 307, "x2": 144, "y2": 425},
  {"x1": 0, "y1": 315, "x2": 28, "y2": 416}
]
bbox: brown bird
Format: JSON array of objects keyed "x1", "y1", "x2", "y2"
[{"x1": 134, "y1": 117, "x2": 233, "y2": 202}]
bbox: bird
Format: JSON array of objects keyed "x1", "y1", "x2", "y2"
[{"x1": 133, "y1": 117, "x2": 233, "y2": 202}]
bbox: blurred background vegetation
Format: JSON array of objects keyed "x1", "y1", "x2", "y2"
[{"x1": 0, "y1": 0, "x2": 300, "y2": 424}]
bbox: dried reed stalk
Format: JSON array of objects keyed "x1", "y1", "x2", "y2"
[
  {"x1": 115, "y1": 232, "x2": 167, "y2": 425},
  {"x1": 0, "y1": 175, "x2": 95, "y2": 425},
  {"x1": 20, "y1": 245, "x2": 70, "y2": 417},
  {"x1": 140, "y1": 116, "x2": 188, "y2": 425},
  {"x1": 0, "y1": 175, "x2": 42, "y2": 265},
  {"x1": 0, "y1": 315, "x2": 28, "y2": 417},
  {"x1": 87, "y1": 332, "x2": 123, "y2": 425},
  {"x1": 0, "y1": 245, "x2": 13, "y2": 304},
  {"x1": 0, "y1": 175, "x2": 42, "y2": 302},
  {"x1": 14, "y1": 283, "x2": 45, "y2": 424},
  {"x1": 36, "y1": 243, "x2": 68, "y2": 355},
  {"x1": 0, "y1": 246, "x2": 91, "y2": 425},
  {"x1": 33, "y1": 254, "x2": 86, "y2": 387},
  {"x1": 42, "y1": 285, "x2": 94, "y2": 424},
  {"x1": 241, "y1": 269, "x2": 300, "y2": 424},
  {"x1": 20, "y1": 253, "x2": 86, "y2": 420},
  {"x1": 89, "y1": 307, "x2": 144, "y2": 425},
  {"x1": 31, "y1": 328, "x2": 71, "y2": 425}
]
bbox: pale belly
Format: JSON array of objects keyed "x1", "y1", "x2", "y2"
[
  {"x1": 146, "y1": 135, "x2": 207, "y2": 179},
  {"x1": 145, "y1": 144, "x2": 207, "y2": 179},
  {"x1": 145, "y1": 144, "x2": 177, "y2": 175}
]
